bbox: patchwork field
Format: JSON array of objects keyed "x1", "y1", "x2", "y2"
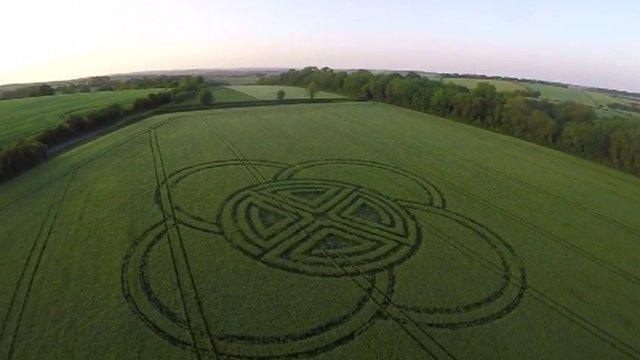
[
  {"x1": 0, "y1": 102, "x2": 639, "y2": 359},
  {"x1": 210, "y1": 87, "x2": 257, "y2": 102},
  {"x1": 443, "y1": 78, "x2": 526, "y2": 92},
  {"x1": 226, "y1": 86, "x2": 345, "y2": 100},
  {"x1": 0, "y1": 89, "x2": 160, "y2": 148}
]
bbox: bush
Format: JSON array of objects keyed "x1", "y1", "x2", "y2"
[
  {"x1": 132, "y1": 92, "x2": 173, "y2": 112},
  {"x1": 36, "y1": 124, "x2": 74, "y2": 146},
  {"x1": 0, "y1": 140, "x2": 48, "y2": 181}
]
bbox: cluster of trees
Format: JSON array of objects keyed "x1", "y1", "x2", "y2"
[
  {"x1": 132, "y1": 92, "x2": 173, "y2": 111},
  {"x1": 0, "y1": 140, "x2": 47, "y2": 181},
  {"x1": 261, "y1": 67, "x2": 640, "y2": 175},
  {"x1": 35, "y1": 104, "x2": 126, "y2": 147},
  {"x1": 4, "y1": 75, "x2": 213, "y2": 99},
  {"x1": 176, "y1": 75, "x2": 205, "y2": 92},
  {"x1": 0, "y1": 91, "x2": 174, "y2": 181},
  {"x1": 0, "y1": 84, "x2": 55, "y2": 99},
  {"x1": 55, "y1": 75, "x2": 188, "y2": 94},
  {"x1": 2, "y1": 75, "x2": 221, "y2": 100}
]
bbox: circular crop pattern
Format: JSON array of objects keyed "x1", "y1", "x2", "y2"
[
  {"x1": 124, "y1": 157, "x2": 527, "y2": 359},
  {"x1": 219, "y1": 179, "x2": 421, "y2": 277},
  {"x1": 122, "y1": 223, "x2": 395, "y2": 358}
]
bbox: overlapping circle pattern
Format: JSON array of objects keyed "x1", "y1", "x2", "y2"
[{"x1": 122, "y1": 159, "x2": 526, "y2": 358}]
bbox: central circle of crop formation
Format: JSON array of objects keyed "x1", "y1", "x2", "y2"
[{"x1": 218, "y1": 179, "x2": 422, "y2": 277}]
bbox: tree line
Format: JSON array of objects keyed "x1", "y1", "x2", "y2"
[
  {"x1": 0, "y1": 91, "x2": 173, "y2": 181},
  {"x1": 0, "y1": 84, "x2": 55, "y2": 99},
  {"x1": 260, "y1": 67, "x2": 640, "y2": 176},
  {"x1": 0, "y1": 75, "x2": 224, "y2": 181},
  {"x1": 1, "y1": 75, "x2": 225, "y2": 99}
]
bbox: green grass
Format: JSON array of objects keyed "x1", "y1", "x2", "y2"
[
  {"x1": 226, "y1": 85, "x2": 344, "y2": 100},
  {"x1": 0, "y1": 89, "x2": 161, "y2": 148},
  {"x1": 0, "y1": 102, "x2": 638, "y2": 358},
  {"x1": 444, "y1": 77, "x2": 526, "y2": 92}
]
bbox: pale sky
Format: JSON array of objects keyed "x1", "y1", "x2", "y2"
[{"x1": 1, "y1": 0, "x2": 639, "y2": 91}]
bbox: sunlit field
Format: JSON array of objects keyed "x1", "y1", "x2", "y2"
[{"x1": 1, "y1": 102, "x2": 638, "y2": 358}]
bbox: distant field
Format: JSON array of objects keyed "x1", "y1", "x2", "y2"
[
  {"x1": 520, "y1": 83, "x2": 594, "y2": 105},
  {"x1": 594, "y1": 107, "x2": 640, "y2": 121},
  {"x1": 211, "y1": 87, "x2": 257, "y2": 102},
  {"x1": 587, "y1": 91, "x2": 640, "y2": 107},
  {"x1": 0, "y1": 102, "x2": 638, "y2": 358},
  {"x1": 0, "y1": 89, "x2": 160, "y2": 148},
  {"x1": 444, "y1": 77, "x2": 526, "y2": 92},
  {"x1": 226, "y1": 85, "x2": 344, "y2": 100},
  {"x1": 513, "y1": 84, "x2": 640, "y2": 120}
]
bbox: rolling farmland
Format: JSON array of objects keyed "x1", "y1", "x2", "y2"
[
  {"x1": 444, "y1": 77, "x2": 640, "y2": 121},
  {"x1": 0, "y1": 102, "x2": 638, "y2": 359},
  {"x1": 0, "y1": 89, "x2": 160, "y2": 148},
  {"x1": 521, "y1": 83, "x2": 595, "y2": 105}
]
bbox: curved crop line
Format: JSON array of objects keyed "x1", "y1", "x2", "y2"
[{"x1": 404, "y1": 202, "x2": 639, "y2": 359}]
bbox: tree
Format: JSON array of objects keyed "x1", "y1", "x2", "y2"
[
  {"x1": 199, "y1": 90, "x2": 214, "y2": 105},
  {"x1": 558, "y1": 101, "x2": 595, "y2": 123},
  {"x1": 177, "y1": 76, "x2": 205, "y2": 93},
  {"x1": 502, "y1": 96, "x2": 531, "y2": 134},
  {"x1": 32, "y1": 84, "x2": 55, "y2": 97},
  {"x1": 307, "y1": 82, "x2": 319, "y2": 99},
  {"x1": 527, "y1": 110, "x2": 558, "y2": 143},
  {"x1": 277, "y1": 90, "x2": 286, "y2": 101}
]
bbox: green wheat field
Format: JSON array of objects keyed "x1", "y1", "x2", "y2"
[{"x1": 0, "y1": 101, "x2": 638, "y2": 359}]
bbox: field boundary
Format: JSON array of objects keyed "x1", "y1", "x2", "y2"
[{"x1": 47, "y1": 98, "x2": 356, "y2": 157}]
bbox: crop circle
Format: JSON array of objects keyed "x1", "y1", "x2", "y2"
[{"x1": 218, "y1": 179, "x2": 422, "y2": 277}]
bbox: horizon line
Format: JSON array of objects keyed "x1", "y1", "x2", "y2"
[{"x1": 1, "y1": 66, "x2": 638, "y2": 95}]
